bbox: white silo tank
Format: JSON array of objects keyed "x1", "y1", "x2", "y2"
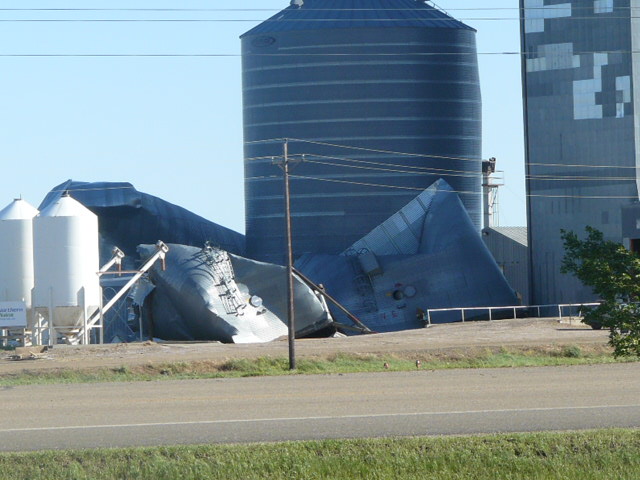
[
  {"x1": 0, "y1": 199, "x2": 39, "y2": 319},
  {"x1": 32, "y1": 192, "x2": 100, "y2": 330}
]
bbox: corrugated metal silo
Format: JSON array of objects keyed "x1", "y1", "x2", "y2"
[
  {"x1": 32, "y1": 193, "x2": 101, "y2": 331},
  {"x1": 242, "y1": 0, "x2": 482, "y2": 263},
  {"x1": 0, "y1": 199, "x2": 39, "y2": 320}
]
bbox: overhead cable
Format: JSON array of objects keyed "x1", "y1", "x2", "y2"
[
  {"x1": 246, "y1": 137, "x2": 640, "y2": 171},
  {"x1": 287, "y1": 174, "x2": 640, "y2": 199}
]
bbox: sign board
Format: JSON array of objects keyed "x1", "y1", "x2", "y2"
[{"x1": 0, "y1": 301, "x2": 27, "y2": 328}]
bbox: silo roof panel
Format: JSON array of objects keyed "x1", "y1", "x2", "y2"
[
  {"x1": 241, "y1": 0, "x2": 475, "y2": 37},
  {"x1": 0, "y1": 199, "x2": 39, "y2": 220},
  {"x1": 38, "y1": 195, "x2": 97, "y2": 218}
]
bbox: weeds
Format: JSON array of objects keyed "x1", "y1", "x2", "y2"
[
  {"x1": 0, "y1": 344, "x2": 631, "y2": 387},
  {"x1": 1, "y1": 429, "x2": 639, "y2": 480}
]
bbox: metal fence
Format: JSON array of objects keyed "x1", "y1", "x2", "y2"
[{"x1": 425, "y1": 303, "x2": 601, "y2": 325}]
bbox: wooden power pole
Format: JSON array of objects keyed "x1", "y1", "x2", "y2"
[{"x1": 275, "y1": 138, "x2": 297, "y2": 370}]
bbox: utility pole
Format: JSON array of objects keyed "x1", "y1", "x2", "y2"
[{"x1": 275, "y1": 139, "x2": 297, "y2": 370}]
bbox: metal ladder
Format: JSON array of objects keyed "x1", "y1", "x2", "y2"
[{"x1": 199, "y1": 244, "x2": 246, "y2": 316}]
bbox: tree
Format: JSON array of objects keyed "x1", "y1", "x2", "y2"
[{"x1": 561, "y1": 226, "x2": 640, "y2": 357}]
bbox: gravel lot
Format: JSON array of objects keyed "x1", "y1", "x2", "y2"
[{"x1": 0, "y1": 317, "x2": 610, "y2": 375}]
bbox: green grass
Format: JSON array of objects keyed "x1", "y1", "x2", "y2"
[
  {"x1": 0, "y1": 429, "x2": 639, "y2": 479},
  {"x1": 1, "y1": 345, "x2": 634, "y2": 386}
]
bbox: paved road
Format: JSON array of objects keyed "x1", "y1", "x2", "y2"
[{"x1": 1, "y1": 363, "x2": 639, "y2": 452}]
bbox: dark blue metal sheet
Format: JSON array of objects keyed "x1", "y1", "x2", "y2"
[
  {"x1": 296, "y1": 179, "x2": 518, "y2": 332},
  {"x1": 242, "y1": 0, "x2": 474, "y2": 37},
  {"x1": 39, "y1": 180, "x2": 246, "y2": 266}
]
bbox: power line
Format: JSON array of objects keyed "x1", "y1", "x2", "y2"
[
  {"x1": 303, "y1": 153, "x2": 482, "y2": 176},
  {"x1": 247, "y1": 137, "x2": 640, "y2": 172},
  {"x1": 291, "y1": 174, "x2": 444, "y2": 192},
  {"x1": 248, "y1": 151, "x2": 484, "y2": 176},
  {"x1": 5, "y1": 51, "x2": 640, "y2": 58},
  {"x1": 0, "y1": 54, "x2": 242, "y2": 57},
  {"x1": 287, "y1": 137, "x2": 484, "y2": 163},
  {"x1": 1, "y1": 7, "x2": 634, "y2": 12},
  {"x1": 307, "y1": 158, "x2": 640, "y2": 182},
  {"x1": 1, "y1": 7, "x2": 640, "y2": 21},
  {"x1": 527, "y1": 176, "x2": 638, "y2": 182},
  {"x1": 528, "y1": 193, "x2": 640, "y2": 199},
  {"x1": 257, "y1": 158, "x2": 640, "y2": 182},
  {"x1": 1, "y1": 18, "x2": 639, "y2": 23},
  {"x1": 529, "y1": 162, "x2": 640, "y2": 170},
  {"x1": 42, "y1": 173, "x2": 638, "y2": 201},
  {"x1": 303, "y1": 158, "x2": 479, "y2": 178},
  {"x1": 300, "y1": 153, "x2": 640, "y2": 180},
  {"x1": 245, "y1": 145, "x2": 637, "y2": 199},
  {"x1": 5, "y1": 48, "x2": 640, "y2": 55},
  {"x1": 286, "y1": 174, "x2": 640, "y2": 200},
  {"x1": 252, "y1": 154, "x2": 640, "y2": 183},
  {"x1": 0, "y1": 5, "x2": 635, "y2": 27}
]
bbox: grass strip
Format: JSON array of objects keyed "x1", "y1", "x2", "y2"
[
  {"x1": 0, "y1": 344, "x2": 634, "y2": 386},
  {"x1": 0, "y1": 429, "x2": 639, "y2": 480}
]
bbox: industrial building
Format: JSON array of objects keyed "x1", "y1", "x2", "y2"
[
  {"x1": 0, "y1": 184, "x2": 340, "y2": 345},
  {"x1": 0, "y1": 174, "x2": 519, "y2": 346},
  {"x1": 242, "y1": 0, "x2": 483, "y2": 264},
  {"x1": 0, "y1": 1, "x2": 528, "y2": 346},
  {"x1": 521, "y1": 0, "x2": 640, "y2": 304},
  {"x1": 481, "y1": 227, "x2": 529, "y2": 305}
]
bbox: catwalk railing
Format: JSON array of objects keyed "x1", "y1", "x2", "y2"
[{"x1": 425, "y1": 303, "x2": 601, "y2": 325}]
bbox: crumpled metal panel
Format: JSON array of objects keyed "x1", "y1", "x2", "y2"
[
  {"x1": 296, "y1": 179, "x2": 518, "y2": 332},
  {"x1": 295, "y1": 254, "x2": 369, "y2": 321},
  {"x1": 39, "y1": 180, "x2": 246, "y2": 266},
  {"x1": 229, "y1": 253, "x2": 334, "y2": 338},
  {"x1": 138, "y1": 244, "x2": 332, "y2": 343},
  {"x1": 349, "y1": 179, "x2": 462, "y2": 256}
]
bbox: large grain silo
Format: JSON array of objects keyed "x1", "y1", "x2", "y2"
[{"x1": 242, "y1": 0, "x2": 482, "y2": 264}]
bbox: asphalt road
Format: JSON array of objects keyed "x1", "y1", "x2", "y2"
[{"x1": 1, "y1": 363, "x2": 639, "y2": 452}]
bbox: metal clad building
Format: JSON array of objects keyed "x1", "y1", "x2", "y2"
[
  {"x1": 242, "y1": 0, "x2": 482, "y2": 264},
  {"x1": 482, "y1": 227, "x2": 529, "y2": 305},
  {"x1": 521, "y1": 0, "x2": 640, "y2": 304}
]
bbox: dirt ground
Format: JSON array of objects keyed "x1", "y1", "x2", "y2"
[{"x1": 0, "y1": 317, "x2": 611, "y2": 375}]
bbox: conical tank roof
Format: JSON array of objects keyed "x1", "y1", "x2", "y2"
[
  {"x1": 0, "y1": 198, "x2": 39, "y2": 220},
  {"x1": 242, "y1": 0, "x2": 474, "y2": 37},
  {"x1": 38, "y1": 192, "x2": 96, "y2": 218}
]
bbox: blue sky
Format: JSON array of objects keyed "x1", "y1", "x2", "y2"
[{"x1": 0, "y1": 1, "x2": 525, "y2": 233}]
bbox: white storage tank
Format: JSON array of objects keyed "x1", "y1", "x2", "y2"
[
  {"x1": 0, "y1": 199, "x2": 39, "y2": 319},
  {"x1": 32, "y1": 192, "x2": 100, "y2": 329}
]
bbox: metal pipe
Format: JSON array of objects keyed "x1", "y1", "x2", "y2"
[
  {"x1": 97, "y1": 247, "x2": 125, "y2": 276},
  {"x1": 79, "y1": 241, "x2": 169, "y2": 339},
  {"x1": 81, "y1": 287, "x2": 87, "y2": 345},
  {"x1": 48, "y1": 286, "x2": 54, "y2": 346},
  {"x1": 98, "y1": 286, "x2": 104, "y2": 345},
  {"x1": 292, "y1": 267, "x2": 374, "y2": 333}
]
